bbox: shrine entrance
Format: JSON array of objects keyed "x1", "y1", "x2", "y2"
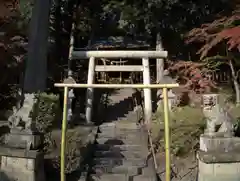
[{"x1": 54, "y1": 50, "x2": 179, "y2": 181}]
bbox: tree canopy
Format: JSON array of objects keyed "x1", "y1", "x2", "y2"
[{"x1": 0, "y1": 0, "x2": 239, "y2": 105}]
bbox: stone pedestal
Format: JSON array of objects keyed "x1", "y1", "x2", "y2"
[
  {"x1": 0, "y1": 147, "x2": 45, "y2": 181},
  {"x1": 4, "y1": 131, "x2": 42, "y2": 150},
  {"x1": 198, "y1": 134, "x2": 240, "y2": 181},
  {"x1": 0, "y1": 132, "x2": 45, "y2": 181}
]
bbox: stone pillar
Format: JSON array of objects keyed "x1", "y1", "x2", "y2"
[{"x1": 0, "y1": 94, "x2": 45, "y2": 181}]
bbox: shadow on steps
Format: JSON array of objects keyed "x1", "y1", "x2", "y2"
[{"x1": 104, "y1": 96, "x2": 134, "y2": 122}]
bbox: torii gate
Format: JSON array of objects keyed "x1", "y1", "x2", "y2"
[{"x1": 73, "y1": 51, "x2": 168, "y2": 125}]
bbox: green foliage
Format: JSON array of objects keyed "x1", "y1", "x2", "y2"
[
  {"x1": 18, "y1": 0, "x2": 33, "y2": 29},
  {"x1": 202, "y1": 55, "x2": 228, "y2": 69},
  {"x1": 31, "y1": 92, "x2": 61, "y2": 153},
  {"x1": 32, "y1": 92, "x2": 60, "y2": 133},
  {"x1": 152, "y1": 106, "x2": 205, "y2": 157},
  {"x1": 100, "y1": 0, "x2": 232, "y2": 38}
]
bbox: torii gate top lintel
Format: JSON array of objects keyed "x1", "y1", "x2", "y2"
[{"x1": 71, "y1": 50, "x2": 168, "y2": 59}]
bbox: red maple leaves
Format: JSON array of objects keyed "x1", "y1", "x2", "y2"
[
  {"x1": 185, "y1": 10, "x2": 240, "y2": 59},
  {"x1": 219, "y1": 26, "x2": 240, "y2": 51},
  {"x1": 168, "y1": 61, "x2": 216, "y2": 94},
  {"x1": 177, "y1": 9, "x2": 240, "y2": 95}
]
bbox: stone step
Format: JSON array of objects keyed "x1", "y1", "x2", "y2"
[
  {"x1": 77, "y1": 173, "x2": 88, "y2": 181},
  {"x1": 99, "y1": 122, "x2": 139, "y2": 130},
  {"x1": 133, "y1": 175, "x2": 157, "y2": 181},
  {"x1": 97, "y1": 131, "x2": 141, "y2": 138},
  {"x1": 94, "y1": 150, "x2": 147, "y2": 159},
  {"x1": 123, "y1": 114, "x2": 139, "y2": 122},
  {"x1": 90, "y1": 173, "x2": 129, "y2": 181},
  {"x1": 108, "y1": 99, "x2": 133, "y2": 109},
  {"x1": 109, "y1": 94, "x2": 133, "y2": 103},
  {"x1": 98, "y1": 127, "x2": 141, "y2": 133},
  {"x1": 98, "y1": 128, "x2": 141, "y2": 135},
  {"x1": 126, "y1": 110, "x2": 140, "y2": 117},
  {"x1": 109, "y1": 95, "x2": 132, "y2": 101},
  {"x1": 117, "y1": 115, "x2": 139, "y2": 122},
  {"x1": 142, "y1": 158, "x2": 156, "y2": 177},
  {"x1": 97, "y1": 132, "x2": 145, "y2": 140},
  {"x1": 109, "y1": 92, "x2": 133, "y2": 104},
  {"x1": 93, "y1": 157, "x2": 146, "y2": 168},
  {"x1": 96, "y1": 144, "x2": 146, "y2": 152},
  {"x1": 96, "y1": 138, "x2": 147, "y2": 147},
  {"x1": 116, "y1": 123, "x2": 140, "y2": 129},
  {"x1": 78, "y1": 177, "x2": 86, "y2": 181},
  {"x1": 98, "y1": 129, "x2": 142, "y2": 137},
  {"x1": 92, "y1": 164, "x2": 142, "y2": 175},
  {"x1": 96, "y1": 137, "x2": 144, "y2": 145},
  {"x1": 99, "y1": 122, "x2": 116, "y2": 128}
]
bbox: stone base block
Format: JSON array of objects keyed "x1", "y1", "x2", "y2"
[
  {"x1": 4, "y1": 132, "x2": 42, "y2": 150},
  {"x1": 198, "y1": 159, "x2": 240, "y2": 181},
  {"x1": 200, "y1": 134, "x2": 240, "y2": 152},
  {"x1": 0, "y1": 147, "x2": 45, "y2": 181}
]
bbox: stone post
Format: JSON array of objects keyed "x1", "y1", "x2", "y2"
[{"x1": 198, "y1": 94, "x2": 240, "y2": 181}]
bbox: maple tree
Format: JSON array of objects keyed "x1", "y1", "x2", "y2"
[
  {"x1": 185, "y1": 11, "x2": 240, "y2": 59},
  {"x1": 185, "y1": 7, "x2": 240, "y2": 104},
  {"x1": 168, "y1": 60, "x2": 217, "y2": 94}
]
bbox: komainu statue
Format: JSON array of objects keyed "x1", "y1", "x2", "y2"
[
  {"x1": 8, "y1": 93, "x2": 37, "y2": 133},
  {"x1": 202, "y1": 94, "x2": 234, "y2": 137}
]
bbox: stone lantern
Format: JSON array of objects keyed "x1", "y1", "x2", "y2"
[
  {"x1": 159, "y1": 70, "x2": 177, "y2": 111},
  {"x1": 160, "y1": 88, "x2": 176, "y2": 111}
]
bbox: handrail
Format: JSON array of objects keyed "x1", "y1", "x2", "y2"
[
  {"x1": 54, "y1": 83, "x2": 179, "y2": 88},
  {"x1": 163, "y1": 87, "x2": 171, "y2": 181},
  {"x1": 56, "y1": 83, "x2": 178, "y2": 181},
  {"x1": 60, "y1": 87, "x2": 69, "y2": 181}
]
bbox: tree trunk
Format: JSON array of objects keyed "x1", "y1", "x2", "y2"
[
  {"x1": 156, "y1": 32, "x2": 164, "y2": 105},
  {"x1": 229, "y1": 59, "x2": 240, "y2": 105},
  {"x1": 24, "y1": 0, "x2": 51, "y2": 92}
]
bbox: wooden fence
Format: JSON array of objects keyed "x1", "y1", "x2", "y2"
[{"x1": 209, "y1": 71, "x2": 237, "y2": 84}]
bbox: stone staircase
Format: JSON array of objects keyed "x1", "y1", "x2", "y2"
[
  {"x1": 82, "y1": 88, "x2": 157, "y2": 181},
  {"x1": 103, "y1": 89, "x2": 136, "y2": 122}
]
